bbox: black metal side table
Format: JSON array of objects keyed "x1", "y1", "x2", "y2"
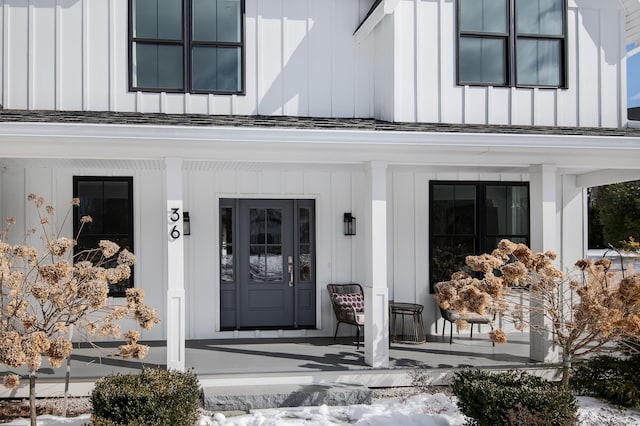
[{"x1": 390, "y1": 302, "x2": 426, "y2": 344}]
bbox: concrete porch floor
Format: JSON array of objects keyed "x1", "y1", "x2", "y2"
[{"x1": 1, "y1": 330, "x2": 560, "y2": 400}]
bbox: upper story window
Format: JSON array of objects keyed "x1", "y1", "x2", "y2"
[
  {"x1": 129, "y1": 0, "x2": 244, "y2": 94},
  {"x1": 457, "y1": 0, "x2": 566, "y2": 88}
]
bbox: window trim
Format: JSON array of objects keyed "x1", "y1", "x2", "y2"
[
  {"x1": 73, "y1": 176, "x2": 135, "y2": 297},
  {"x1": 456, "y1": 0, "x2": 567, "y2": 89},
  {"x1": 128, "y1": 0, "x2": 246, "y2": 95},
  {"x1": 428, "y1": 181, "x2": 530, "y2": 293}
]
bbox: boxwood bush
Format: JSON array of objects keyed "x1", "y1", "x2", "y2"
[
  {"x1": 450, "y1": 369, "x2": 578, "y2": 426},
  {"x1": 90, "y1": 368, "x2": 201, "y2": 426},
  {"x1": 571, "y1": 354, "x2": 640, "y2": 408}
]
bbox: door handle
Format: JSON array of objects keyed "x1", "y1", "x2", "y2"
[{"x1": 288, "y1": 256, "x2": 294, "y2": 287}]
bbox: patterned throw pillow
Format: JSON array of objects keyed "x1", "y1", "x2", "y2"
[{"x1": 333, "y1": 292, "x2": 364, "y2": 312}]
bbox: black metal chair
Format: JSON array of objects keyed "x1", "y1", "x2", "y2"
[
  {"x1": 440, "y1": 306, "x2": 495, "y2": 346},
  {"x1": 327, "y1": 283, "x2": 365, "y2": 349}
]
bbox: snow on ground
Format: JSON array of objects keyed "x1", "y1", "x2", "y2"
[{"x1": 4, "y1": 393, "x2": 640, "y2": 425}]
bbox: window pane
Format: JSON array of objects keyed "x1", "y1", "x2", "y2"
[
  {"x1": 77, "y1": 181, "x2": 104, "y2": 234},
  {"x1": 517, "y1": 39, "x2": 560, "y2": 86},
  {"x1": 192, "y1": 46, "x2": 241, "y2": 92},
  {"x1": 486, "y1": 185, "x2": 530, "y2": 235},
  {"x1": 299, "y1": 207, "x2": 310, "y2": 244},
  {"x1": 193, "y1": 0, "x2": 241, "y2": 42},
  {"x1": 430, "y1": 236, "x2": 476, "y2": 290},
  {"x1": 517, "y1": 0, "x2": 563, "y2": 36},
  {"x1": 133, "y1": 0, "x2": 182, "y2": 40},
  {"x1": 460, "y1": 0, "x2": 507, "y2": 33},
  {"x1": 432, "y1": 184, "x2": 476, "y2": 235},
  {"x1": 133, "y1": 43, "x2": 184, "y2": 90},
  {"x1": 266, "y1": 246, "x2": 283, "y2": 281},
  {"x1": 299, "y1": 244, "x2": 311, "y2": 282},
  {"x1": 221, "y1": 244, "x2": 233, "y2": 282},
  {"x1": 459, "y1": 37, "x2": 506, "y2": 85},
  {"x1": 103, "y1": 182, "x2": 130, "y2": 234}
]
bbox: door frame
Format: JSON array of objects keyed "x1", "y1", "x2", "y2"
[{"x1": 217, "y1": 196, "x2": 317, "y2": 331}]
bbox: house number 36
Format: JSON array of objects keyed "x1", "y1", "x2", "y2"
[{"x1": 169, "y1": 207, "x2": 181, "y2": 239}]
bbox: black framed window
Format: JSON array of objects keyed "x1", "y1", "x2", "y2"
[
  {"x1": 129, "y1": 0, "x2": 244, "y2": 94},
  {"x1": 429, "y1": 181, "x2": 529, "y2": 292},
  {"x1": 73, "y1": 177, "x2": 134, "y2": 297},
  {"x1": 457, "y1": 0, "x2": 566, "y2": 88}
]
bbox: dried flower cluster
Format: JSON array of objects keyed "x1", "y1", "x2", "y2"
[
  {"x1": 435, "y1": 239, "x2": 640, "y2": 385},
  {"x1": 1, "y1": 195, "x2": 160, "y2": 388}
]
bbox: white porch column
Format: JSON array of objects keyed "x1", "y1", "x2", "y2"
[
  {"x1": 529, "y1": 164, "x2": 560, "y2": 363},
  {"x1": 165, "y1": 157, "x2": 186, "y2": 371},
  {"x1": 364, "y1": 161, "x2": 390, "y2": 368}
]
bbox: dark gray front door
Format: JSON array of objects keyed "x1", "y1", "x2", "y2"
[{"x1": 220, "y1": 199, "x2": 316, "y2": 330}]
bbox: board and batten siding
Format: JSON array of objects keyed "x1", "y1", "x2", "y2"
[
  {"x1": 380, "y1": 0, "x2": 627, "y2": 127},
  {"x1": 1, "y1": 0, "x2": 628, "y2": 127},
  {"x1": 0, "y1": 0, "x2": 375, "y2": 117}
]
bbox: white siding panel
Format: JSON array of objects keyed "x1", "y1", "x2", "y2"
[
  {"x1": 331, "y1": 1, "x2": 357, "y2": 117},
  {"x1": 394, "y1": 2, "x2": 416, "y2": 122},
  {"x1": 331, "y1": 171, "x2": 354, "y2": 284},
  {"x1": 112, "y1": 0, "x2": 136, "y2": 112},
  {"x1": 7, "y1": 4, "x2": 28, "y2": 109},
  {"x1": 600, "y1": 8, "x2": 621, "y2": 128},
  {"x1": 307, "y1": 0, "x2": 332, "y2": 117},
  {"x1": 215, "y1": 171, "x2": 238, "y2": 194},
  {"x1": 534, "y1": 90, "x2": 557, "y2": 126},
  {"x1": 187, "y1": 171, "x2": 218, "y2": 337},
  {"x1": 236, "y1": 0, "x2": 258, "y2": 115},
  {"x1": 418, "y1": 0, "x2": 440, "y2": 122},
  {"x1": 578, "y1": 8, "x2": 601, "y2": 127},
  {"x1": 86, "y1": 0, "x2": 109, "y2": 110},
  {"x1": 511, "y1": 89, "x2": 533, "y2": 125},
  {"x1": 463, "y1": 86, "x2": 487, "y2": 124},
  {"x1": 0, "y1": 3, "x2": 4, "y2": 107},
  {"x1": 32, "y1": 3, "x2": 56, "y2": 109},
  {"x1": 257, "y1": 0, "x2": 284, "y2": 116},
  {"x1": 557, "y1": 7, "x2": 579, "y2": 127},
  {"x1": 284, "y1": 170, "x2": 304, "y2": 194},
  {"x1": 260, "y1": 170, "x2": 283, "y2": 194},
  {"x1": 354, "y1": 33, "x2": 373, "y2": 118},
  {"x1": 282, "y1": 0, "x2": 309, "y2": 116},
  {"x1": 374, "y1": 16, "x2": 395, "y2": 121},
  {"x1": 392, "y1": 172, "x2": 416, "y2": 303},
  {"x1": 440, "y1": 0, "x2": 463, "y2": 124},
  {"x1": 488, "y1": 87, "x2": 511, "y2": 125},
  {"x1": 238, "y1": 171, "x2": 260, "y2": 194},
  {"x1": 59, "y1": 0, "x2": 83, "y2": 110}
]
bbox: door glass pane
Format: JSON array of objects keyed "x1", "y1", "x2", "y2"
[
  {"x1": 192, "y1": 46, "x2": 241, "y2": 92},
  {"x1": 300, "y1": 244, "x2": 311, "y2": 281},
  {"x1": 133, "y1": 0, "x2": 182, "y2": 40},
  {"x1": 517, "y1": 0, "x2": 563, "y2": 36},
  {"x1": 516, "y1": 39, "x2": 560, "y2": 86},
  {"x1": 459, "y1": 37, "x2": 506, "y2": 85},
  {"x1": 460, "y1": 0, "x2": 507, "y2": 33},
  {"x1": 267, "y1": 209, "x2": 282, "y2": 244},
  {"x1": 133, "y1": 43, "x2": 184, "y2": 90},
  {"x1": 249, "y1": 208, "x2": 265, "y2": 244},
  {"x1": 221, "y1": 207, "x2": 233, "y2": 282},
  {"x1": 266, "y1": 246, "x2": 283, "y2": 281},
  {"x1": 299, "y1": 207, "x2": 311, "y2": 282},
  {"x1": 249, "y1": 246, "x2": 265, "y2": 281},
  {"x1": 193, "y1": 0, "x2": 241, "y2": 42}
]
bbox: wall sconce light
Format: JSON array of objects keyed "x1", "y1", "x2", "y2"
[
  {"x1": 343, "y1": 213, "x2": 356, "y2": 236},
  {"x1": 183, "y1": 212, "x2": 191, "y2": 236}
]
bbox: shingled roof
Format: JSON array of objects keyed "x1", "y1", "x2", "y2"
[{"x1": 0, "y1": 110, "x2": 639, "y2": 138}]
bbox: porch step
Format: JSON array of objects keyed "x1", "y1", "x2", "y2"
[{"x1": 202, "y1": 382, "x2": 371, "y2": 411}]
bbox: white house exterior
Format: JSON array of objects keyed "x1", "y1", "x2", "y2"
[{"x1": 1, "y1": 0, "x2": 639, "y2": 370}]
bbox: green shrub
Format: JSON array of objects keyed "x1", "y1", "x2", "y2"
[
  {"x1": 90, "y1": 368, "x2": 201, "y2": 426},
  {"x1": 571, "y1": 354, "x2": 640, "y2": 408},
  {"x1": 450, "y1": 369, "x2": 578, "y2": 426}
]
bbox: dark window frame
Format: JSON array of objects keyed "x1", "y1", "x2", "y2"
[
  {"x1": 429, "y1": 181, "x2": 530, "y2": 293},
  {"x1": 73, "y1": 176, "x2": 135, "y2": 298},
  {"x1": 456, "y1": 0, "x2": 567, "y2": 88},
  {"x1": 128, "y1": 0, "x2": 246, "y2": 95}
]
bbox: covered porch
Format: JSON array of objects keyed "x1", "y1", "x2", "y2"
[{"x1": 0, "y1": 331, "x2": 550, "y2": 399}]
